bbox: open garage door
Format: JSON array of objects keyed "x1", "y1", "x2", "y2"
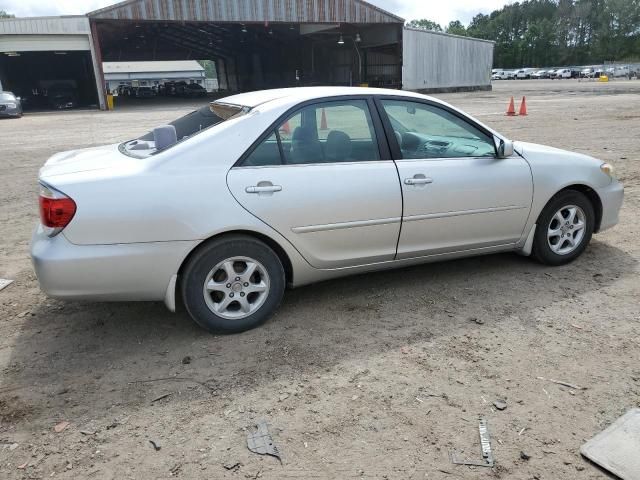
[{"x1": 0, "y1": 50, "x2": 100, "y2": 111}]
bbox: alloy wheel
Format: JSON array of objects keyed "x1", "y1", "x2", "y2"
[{"x1": 202, "y1": 256, "x2": 270, "y2": 320}]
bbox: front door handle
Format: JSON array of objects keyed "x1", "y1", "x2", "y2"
[
  {"x1": 404, "y1": 175, "x2": 433, "y2": 186},
  {"x1": 246, "y1": 182, "x2": 282, "y2": 194}
]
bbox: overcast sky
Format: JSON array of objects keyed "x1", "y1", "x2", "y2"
[{"x1": 0, "y1": 0, "x2": 513, "y2": 27}]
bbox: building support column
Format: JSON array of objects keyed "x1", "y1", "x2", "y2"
[{"x1": 89, "y1": 20, "x2": 107, "y2": 110}]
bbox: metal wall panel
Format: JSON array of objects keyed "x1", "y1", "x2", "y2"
[
  {"x1": 0, "y1": 16, "x2": 91, "y2": 35},
  {"x1": 0, "y1": 34, "x2": 91, "y2": 52},
  {"x1": 88, "y1": 0, "x2": 404, "y2": 23},
  {"x1": 402, "y1": 28, "x2": 494, "y2": 91}
]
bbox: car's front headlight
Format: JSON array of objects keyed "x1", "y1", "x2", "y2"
[
  {"x1": 600, "y1": 163, "x2": 615, "y2": 178},
  {"x1": 5, "y1": 103, "x2": 16, "y2": 109}
]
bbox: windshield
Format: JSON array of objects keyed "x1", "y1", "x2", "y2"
[{"x1": 120, "y1": 103, "x2": 246, "y2": 158}]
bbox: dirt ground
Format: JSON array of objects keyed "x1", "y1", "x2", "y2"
[{"x1": 1, "y1": 79, "x2": 639, "y2": 479}]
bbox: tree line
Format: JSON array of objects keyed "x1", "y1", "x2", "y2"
[{"x1": 407, "y1": 0, "x2": 640, "y2": 68}]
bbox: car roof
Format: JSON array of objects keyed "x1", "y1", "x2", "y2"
[{"x1": 215, "y1": 87, "x2": 433, "y2": 109}]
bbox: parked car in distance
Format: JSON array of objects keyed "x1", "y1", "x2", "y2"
[
  {"x1": 516, "y1": 68, "x2": 537, "y2": 79},
  {"x1": 552, "y1": 68, "x2": 572, "y2": 79},
  {"x1": 580, "y1": 67, "x2": 594, "y2": 78},
  {"x1": 183, "y1": 83, "x2": 207, "y2": 98},
  {"x1": 505, "y1": 70, "x2": 517, "y2": 80},
  {"x1": 0, "y1": 91, "x2": 23, "y2": 118},
  {"x1": 134, "y1": 86, "x2": 156, "y2": 98},
  {"x1": 606, "y1": 65, "x2": 630, "y2": 78},
  {"x1": 532, "y1": 70, "x2": 549, "y2": 79},
  {"x1": 491, "y1": 70, "x2": 508, "y2": 80},
  {"x1": 47, "y1": 84, "x2": 78, "y2": 109},
  {"x1": 31, "y1": 87, "x2": 624, "y2": 333}
]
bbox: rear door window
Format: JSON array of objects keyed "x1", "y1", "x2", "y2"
[{"x1": 241, "y1": 99, "x2": 380, "y2": 166}]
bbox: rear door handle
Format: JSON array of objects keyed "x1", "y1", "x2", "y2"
[
  {"x1": 404, "y1": 177, "x2": 433, "y2": 186},
  {"x1": 246, "y1": 184, "x2": 282, "y2": 194}
]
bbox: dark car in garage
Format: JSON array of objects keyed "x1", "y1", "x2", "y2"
[
  {"x1": 47, "y1": 84, "x2": 78, "y2": 110},
  {"x1": 183, "y1": 83, "x2": 207, "y2": 98},
  {"x1": 0, "y1": 91, "x2": 23, "y2": 118}
]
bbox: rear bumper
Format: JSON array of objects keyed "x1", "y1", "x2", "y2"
[
  {"x1": 597, "y1": 179, "x2": 624, "y2": 232},
  {"x1": 30, "y1": 224, "x2": 196, "y2": 302}
]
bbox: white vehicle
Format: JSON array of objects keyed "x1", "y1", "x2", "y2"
[
  {"x1": 505, "y1": 70, "x2": 517, "y2": 80},
  {"x1": 491, "y1": 70, "x2": 508, "y2": 80},
  {"x1": 31, "y1": 87, "x2": 624, "y2": 333},
  {"x1": 607, "y1": 65, "x2": 630, "y2": 78},
  {"x1": 580, "y1": 67, "x2": 595, "y2": 78},
  {"x1": 553, "y1": 69, "x2": 572, "y2": 79},
  {"x1": 516, "y1": 68, "x2": 536, "y2": 79}
]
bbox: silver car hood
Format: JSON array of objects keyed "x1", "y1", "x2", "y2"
[{"x1": 514, "y1": 141, "x2": 598, "y2": 164}]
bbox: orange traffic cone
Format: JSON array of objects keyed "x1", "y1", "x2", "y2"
[
  {"x1": 281, "y1": 121, "x2": 291, "y2": 134},
  {"x1": 506, "y1": 97, "x2": 516, "y2": 116},
  {"x1": 518, "y1": 96, "x2": 528, "y2": 116},
  {"x1": 320, "y1": 108, "x2": 328, "y2": 130}
]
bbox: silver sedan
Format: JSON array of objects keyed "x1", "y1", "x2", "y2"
[{"x1": 31, "y1": 87, "x2": 624, "y2": 332}]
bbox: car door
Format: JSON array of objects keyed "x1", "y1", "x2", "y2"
[
  {"x1": 376, "y1": 98, "x2": 533, "y2": 259},
  {"x1": 227, "y1": 98, "x2": 402, "y2": 269}
]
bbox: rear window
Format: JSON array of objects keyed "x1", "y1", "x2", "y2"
[{"x1": 120, "y1": 103, "x2": 247, "y2": 158}]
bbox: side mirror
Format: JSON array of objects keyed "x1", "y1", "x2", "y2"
[{"x1": 494, "y1": 136, "x2": 514, "y2": 158}]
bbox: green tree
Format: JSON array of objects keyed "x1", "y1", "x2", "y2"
[
  {"x1": 0, "y1": 10, "x2": 15, "y2": 18},
  {"x1": 197, "y1": 60, "x2": 217, "y2": 78},
  {"x1": 446, "y1": 20, "x2": 468, "y2": 36},
  {"x1": 406, "y1": 19, "x2": 443, "y2": 32}
]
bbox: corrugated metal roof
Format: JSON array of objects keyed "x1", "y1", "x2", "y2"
[
  {"x1": 103, "y1": 60, "x2": 205, "y2": 73},
  {"x1": 88, "y1": 0, "x2": 404, "y2": 24}
]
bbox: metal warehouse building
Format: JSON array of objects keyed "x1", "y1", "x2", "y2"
[{"x1": 0, "y1": 0, "x2": 494, "y2": 111}]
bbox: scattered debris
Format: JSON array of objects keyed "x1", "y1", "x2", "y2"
[
  {"x1": 149, "y1": 440, "x2": 161, "y2": 451},
  {"x1": 151, "y1": 393, "x2": 172, "y2": 403},
  {"x1": 54, "y1": 421, "x2": 70, "y2": 433},
  {"x1": 400, "y1": 346, "x2": 411, "y2": 354},
  {"x1": 0, "y1": 279, "x2": 14, "y2": 291},
  {"x1": 518, "y1": 427, "x2": 526, "y2": 436},
  {"x1": 520, "y1": 451, "x2": 531, "y2": 461},
  {"x1": 493, "y1": 400, "x2": 507, "y2": 411},
  {"x1": 450, "y1": 416, "x2": 494, "y2": 467},
  {"x1": 80, "y1": 430, "x2": 96, "y2": 436},
  {"x1": 16, "y1": 310, "x2": 30, "y2": 318},
  {"x1": 537, "y1": 376, "x2": 586, "y2": 390},
  {"x1": 247, "y1": 420, "x2": 282, "y2": 463},
  {"x1": 224, "y1": 462, "x2": 241, "y2": 471},
  {"x1": 581, "y1": 408, "x2": 640, "y2": 480},
  {"x1": 182, "y1": 356, "x2": 192, "y2": 365},
  {"x1": 169, "y1": 463, "x2": 182, "y2": 476},
  {"x1": 17, "y1": 462, "x2": 28, "y2": 470},
  {"x1": 470, "y1": 317, "x2": 485, "y2": 325},
  {"x1": 9, "y1": 443, "x2": 19, "y2": 450},
  {"x1": 278, "y1": 393, "x2": 289, "y2": 402}
]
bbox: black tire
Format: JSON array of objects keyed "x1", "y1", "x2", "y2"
[
  {"x1": 532, "y1": 190, "x2": 595, "y2": 266},
  {"x1": 180, "y1": 235, "x2": 285, "y2": 333}
]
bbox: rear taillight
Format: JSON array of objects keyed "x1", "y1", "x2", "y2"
[{"x1": 39, "y1": 183, "x2": 76, "y2": 235}]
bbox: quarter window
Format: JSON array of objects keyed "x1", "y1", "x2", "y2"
[{"x1": 380, "y1": 100, "x2": 495, "y2": 159}]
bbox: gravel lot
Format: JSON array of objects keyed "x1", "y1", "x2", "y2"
[{"x1": 1, "y1": 79, "x2": 639, "y2": 479}]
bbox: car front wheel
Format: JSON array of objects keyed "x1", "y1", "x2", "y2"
[
  {"x1": 181, "y1": 235, "x2": 285, "y2": 333},
  {"x1": 532, "y1": 190, "x2": 595, "y2": 266}
]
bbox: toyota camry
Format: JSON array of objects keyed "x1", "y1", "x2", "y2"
[{"x1": 31, "y1": 87, "x2": 624, "y2": 333}]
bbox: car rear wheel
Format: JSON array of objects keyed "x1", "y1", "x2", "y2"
[
  {"x1": 532, "y1": 190, "x2": 595, "y2": 266},
  {"x1": 181, "y1": 235, "x2": 285, "y2": 333}
]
